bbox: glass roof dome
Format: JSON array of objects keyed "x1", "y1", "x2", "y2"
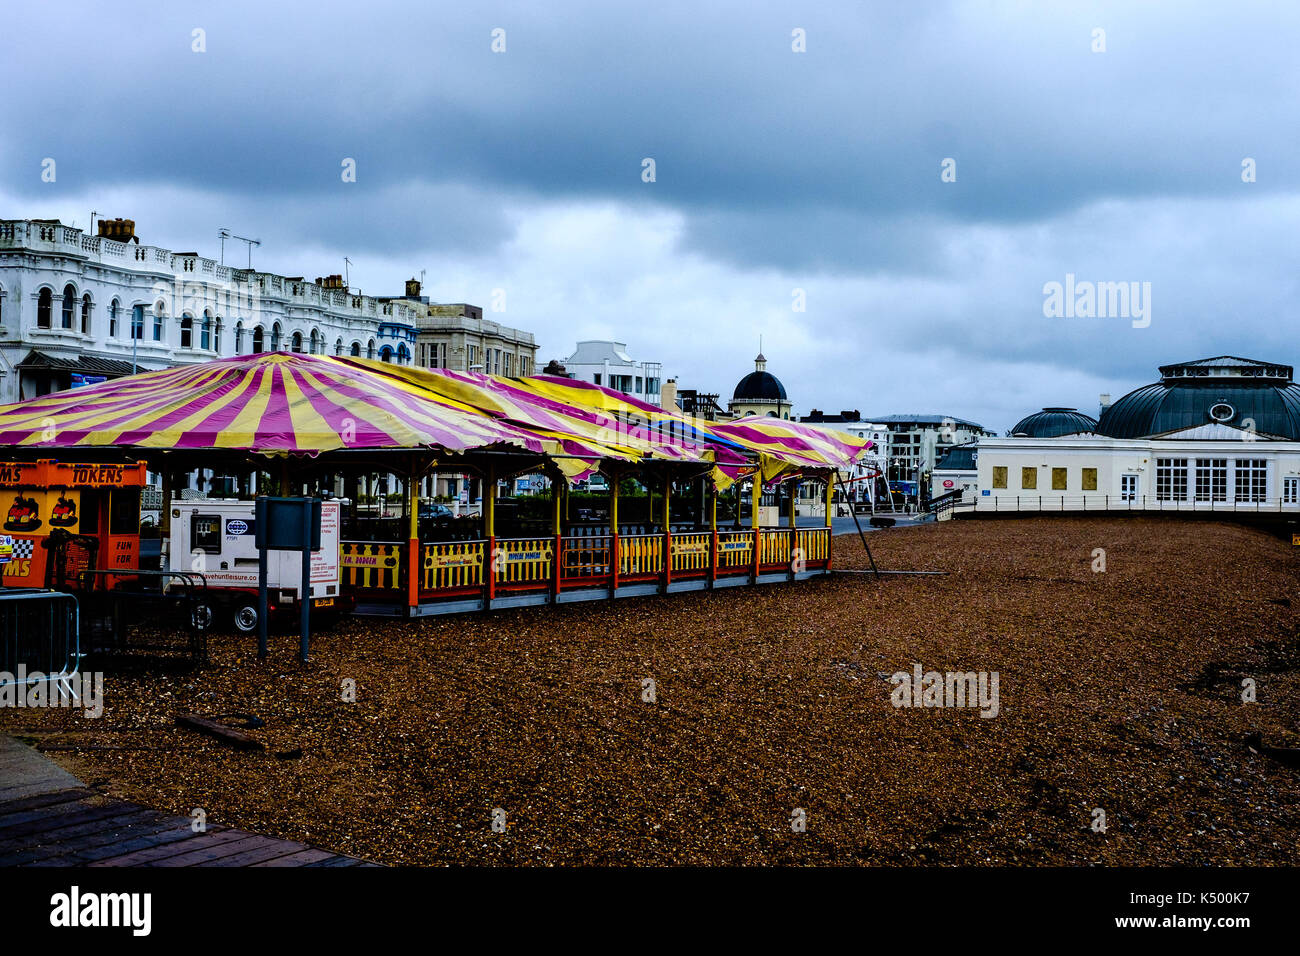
[
  {"x1": 1097, "y1": 356, "x2": 1300, "y2": 439},
  {"x1": 1010, "y1": 407, "x2": 1099, "y2": 438}
]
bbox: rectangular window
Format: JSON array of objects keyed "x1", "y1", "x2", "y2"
[
  {"x1": 1021, "y1": 467, "x2": 1037, "y2": 490},
  {"x1": 1051, "y1": 467, "x2": 1067, "y2": 490},
  {"x1": 109, "y1": 488, "x2": 141, "y2": 535},
  {"x1": 1194, "y1": 458, "x2": 1228, "y2": 502},
  {"x1": 131, "y1": 305, "x2": 145, "y2": 340},
  {"x1": 1156, "y1": 458, "x2": 1188, "y2": 501},
  {"x1": 1233, "y1": 459, "x2": 1267, "y2": 502},
  {"x1": 992, "y1": 467, "x2": 1007, "y2": 489},
  {"x1": 1081, "y1": 467, "x2": 1098, "y2": 491},
  {"x1": 1284, "y1": 477, "x2": 1299, "y2": 504}
]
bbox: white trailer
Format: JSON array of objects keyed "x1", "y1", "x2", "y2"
[{"x1": 167, "y1": 499, "x2": 344, "y2": 633}]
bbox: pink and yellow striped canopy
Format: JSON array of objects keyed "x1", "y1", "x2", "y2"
[
  {"x1": 0, "y1": 353, "x2": 552, "y2": 457},
  {"x1": 0, "y1": 353, "x2": 873, "y2": 484}
]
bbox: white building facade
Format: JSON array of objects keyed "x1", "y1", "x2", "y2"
[
  {"x1": 0, "y1": 218, "x2": 422, "y2": 405},
  {"x1": 562, "y1": 340, "x2": 662, "y2": 406},
  {"x1": 967, "y1": 357, "x2": 1300, "y2": 516},
  {"x1": 972, "y1": 430, "x2": 1300, "y2": 514}
]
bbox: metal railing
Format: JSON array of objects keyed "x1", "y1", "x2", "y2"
[
  {"x1": 968, "y1": 494, "x2": 1300, "y2": 513},
  {"x1": 561, "y1": 534, "x2": 612, "y2": 581},
  {"x1": 0, "y1": 590, "x2": 80, "y2": 691}
]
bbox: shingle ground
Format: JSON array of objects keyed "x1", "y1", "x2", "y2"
[{"x1": 3, "y1": 516, "x2": 1297, "y2": 865}]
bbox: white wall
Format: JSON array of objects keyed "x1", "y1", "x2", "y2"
[{"x1": 973, "y1": 435, "x2": 1300, "y2": 512}]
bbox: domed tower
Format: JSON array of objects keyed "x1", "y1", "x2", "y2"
[
  {"x1": 1097, "y1": 356, "x2": 1300, "y2": 439},
  {"x1": 729, "y1": 352, "x2": 792, "y2": 420},
  {"x1": 1010, "y1": 407, "x2": 1099, "y2": 438}
]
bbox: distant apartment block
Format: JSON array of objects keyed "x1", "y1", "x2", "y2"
[
  {"x1": 563, "y1": 340, "x2": 662, "y2": 405},
  {"x1": 389, "y1": 280, "x2": 536, "y2": 377}
]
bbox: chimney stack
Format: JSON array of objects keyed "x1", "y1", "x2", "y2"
[
  {"x1": 660, "y1": 379, "x2": 680, "y2": 413},
  {"x1": 97, "y1": 217, "x2": 136, "y2": 243}
]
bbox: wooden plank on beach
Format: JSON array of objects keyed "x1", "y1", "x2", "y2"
[{"x1": 175, "y1": 714, "x2": 266, "y2": 751}]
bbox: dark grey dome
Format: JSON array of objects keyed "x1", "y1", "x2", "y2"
[
  {"x1": 1097, "y1": 356, "x2": 1300, "y2": 439},
  {"x1": 733, "y1": 370, "x2": 787, "y2": 402},
  {"x1": 1010, "y1": 407, "x2": 1098, "y2": 438}
]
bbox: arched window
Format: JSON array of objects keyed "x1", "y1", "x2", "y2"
[
  {"x1": 367, "y1": 339, "x2": 376, "y2": 359},
  {"x1": 61, "y1": 284, "x2": 76, "y2": 329},
  {"x1": 309, "y1": 329, "x2": 320, "y2": 354},
  {"x1": 37, "y1": 288, "x2": 52, "y2": 328},
  {"x1": 291, "y1": 331, "x2": 303, "y2": 353},
  {"x1": 252, "y1": 326, "x2": 264, "y2": 353},
  {"x1": 80, "y1": 293, "x2": 92, "y2": 334},
  {"x1": 234, "y1": 321, "x2": 244, "y2": 354},
  {"x1": 350, "y1": 341, "x2": 361, "y2": 357},
  {"x1": 180, "y1": 314, "x2": 194, "y2": 349},
  {"x1": 270, "y1": 322, "x2": 282, "y2": 351},
  {"x1": 334, "y1": 337, "x2": 343, "y2": 356},
  {"x1": 213, "y1": 317, "x2": 221, "y2": 353},
  {"x1": 153, "y1": 302, "x2": 165, "y2": 341},
  {"x1": 200, "y1": 310, "x2": 212, "y2": 350},
  {"x1": 131, "y1": 304, "x2": 145, "y2": 340},
  {"x1": 397, "y1": 343, "x2": 409, "y2": 364},
  {"x1": 109, "y1": 299, "x2": 120, "y2": 338}
]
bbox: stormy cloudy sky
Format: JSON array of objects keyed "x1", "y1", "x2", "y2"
[{"x1": 3, "y1": 0, "x2": 1297, "y2": 431}]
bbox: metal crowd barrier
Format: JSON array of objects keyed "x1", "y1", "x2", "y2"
[{"x1": 0, "y1": 589, "x2": 81, "y2": 691}]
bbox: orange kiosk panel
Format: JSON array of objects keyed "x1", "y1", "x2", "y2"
[{"x1": 0, "y1": 460, "x2": 146, "y2": 589}]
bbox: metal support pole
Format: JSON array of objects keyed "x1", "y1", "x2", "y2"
[
  {"x1": 300, "y1": 497, "x2": 311, "y2": 662},
  {"x1": 836, "y1": 472, "x2": 879, "y2": 579}
]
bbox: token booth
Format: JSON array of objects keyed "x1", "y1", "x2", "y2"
[{"x1": 0, "y1": 459, "x2": 145, "y2": 590}]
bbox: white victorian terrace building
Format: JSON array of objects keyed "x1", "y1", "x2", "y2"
[{"x1": 0, "y1": 217, "x2": 422, "y2": 405}]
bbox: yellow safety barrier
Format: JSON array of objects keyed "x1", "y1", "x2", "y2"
[
  {"x1": 715, "y1": 531, "x2": 753, "y2": 572},
  {"x1": 758, "y1": 529, "x2": 791, "y2": 566},
  {"x1": 341, "y1": 541, "x2": 403, "y2": 590},
  {"x1": 493, "y1": 538, "x2": 553, "y2": 586},
  {"x1": 795, "y1": 528, "x2": 829, "y2": 563},
  {"x1": 619, "y1": 534, "x2": 664, "y2": 576},
  {"x1": 671, "y1": 533, "x2": 712, "y2": 573},
  {"x1": 422, "y1": 540, "x2": 485, "y2": 591}
]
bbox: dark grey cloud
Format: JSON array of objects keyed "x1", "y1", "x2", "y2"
[{"x1": 3, "y1": 0, "x2": 1298, "y2": 431}]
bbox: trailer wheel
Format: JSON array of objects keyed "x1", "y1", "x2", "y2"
[{"x1": 232, "y1": 602, "x2": 259, "y2": 634}]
